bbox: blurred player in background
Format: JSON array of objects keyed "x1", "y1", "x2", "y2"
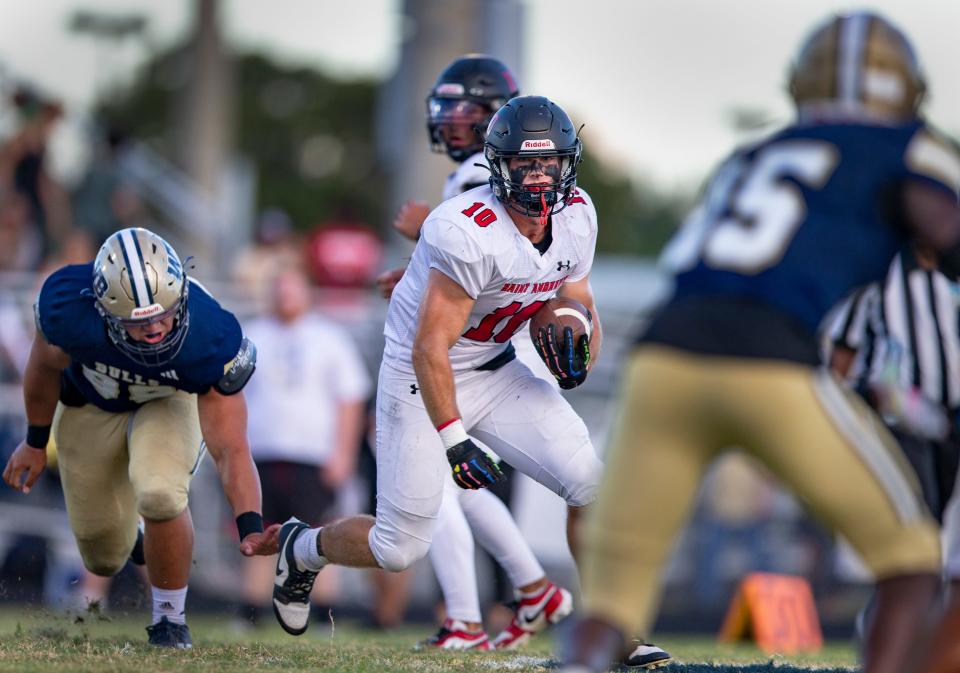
[
  {"x1": 271, "y1": 95, "x2": 618, "y2": 656},
  {"x1": 377, "y1": 54, "x2": 593, "y2": 654},
  {"x1": 826, "y1": 242, "x2": 960, "y2": 523},
  {"x1": 824, "y1": 239, "x2": 960, "y2": 654},
  {"x1": 3, "y1": 227, "x2": 279, "y2": 647},
  {"x1": 238, "y1": 267, "x2": 370, "y2": 626},
  {"x1": 560, "y1": 12, "x2": 960, "y2": 673}
]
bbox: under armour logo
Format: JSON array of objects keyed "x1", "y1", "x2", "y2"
[
  {"x1": 410, "y1": 384, "x2": 419, "y2": 395},
  {"x1": 557, "y1": 260, "x2": 571, "y2": 271}
]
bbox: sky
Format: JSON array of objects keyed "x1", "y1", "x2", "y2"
[
  {"x1": 527, "y1": 0, "x2": 960, "y2": 191},
  {"x1": 0, "y1": 0, "x2": 955, "y2": 191}
]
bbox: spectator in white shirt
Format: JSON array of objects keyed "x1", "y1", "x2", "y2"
[{"x1": 238, "y1": 267, "x2": 370, "y2": 626}]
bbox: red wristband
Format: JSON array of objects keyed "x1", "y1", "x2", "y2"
[{"x1": 436, "y1": 417, "x2": 461, "y2": 431}]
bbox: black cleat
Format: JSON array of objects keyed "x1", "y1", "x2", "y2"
[{"x1": 146, "y1": 616, "x2": 192, "y2": 648}]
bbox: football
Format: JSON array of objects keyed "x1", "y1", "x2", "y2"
[{"x1": 528, "y1": 296, "x2": 592, "y2": 345}]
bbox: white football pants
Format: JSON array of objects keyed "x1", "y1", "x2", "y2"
[{"x1": 369, "y1": 356, "x2": 602, "y2": 573}]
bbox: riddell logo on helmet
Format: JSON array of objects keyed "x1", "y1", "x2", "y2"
[
  {"x1": 130, "y1": 304, "x2": 164, "y2": 320},
  {"x1": 520, "y1": 140, "x2": 555, "y2": 151},
  {"x1": 436, "y1": 83, "x2": 465, "y2": 96}
]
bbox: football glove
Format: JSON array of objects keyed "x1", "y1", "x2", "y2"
[
  {"x1": 446, "y1": 439, "x2": 504, "y2": 490},
  {"x1": 535, "y1": 323, "x2": 591, "y2": 390}
]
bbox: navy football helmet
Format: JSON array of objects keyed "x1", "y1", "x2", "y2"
[{"x1": 426, "y1": 54, "x2": 520, "y2": 162}]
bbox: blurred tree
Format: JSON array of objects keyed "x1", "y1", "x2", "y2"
[
  {"x1": 98, "y1": 47, "x2": 689, "y2": 255},
  {"x1": 97, "y1": 48, "x2": 385, "y2": 233},
  {"x1": 576, "y1": 147, "x2": 692, "y2": 257}
]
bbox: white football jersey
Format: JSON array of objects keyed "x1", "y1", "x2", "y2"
[
  {"x1": 384, "y1": 185, "x2": 598, "y2": 374},
  {"x1": 442, "y1": 151, "x2": 491, "y2": 202}
]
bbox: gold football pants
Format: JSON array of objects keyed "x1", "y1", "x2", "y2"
[
  {"x1": 52, "y1": 392, "x2": 204, "y2": 576},
  {"x1": 581, "y1": 346, "x2": 940, "y2": 639}
]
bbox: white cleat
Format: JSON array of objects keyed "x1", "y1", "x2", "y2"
[
  {"x1": 272, "y1": 517, "x2": 319, "y2": 636},
  {"x1": 625, "y1": 642, "x2": 672, "y2": 669}
]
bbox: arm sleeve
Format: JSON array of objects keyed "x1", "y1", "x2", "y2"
[
  {"x1": 420, "y1": 218, "x2": 492, "y2": 299},
  {"x1": 904, "y1": 127, "x2": 960, "y2": 198}
]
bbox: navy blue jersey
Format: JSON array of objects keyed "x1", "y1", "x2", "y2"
[
  {"x1": 661, "y1": 120, "x2": 960, "y2": 337},
  {"x1": 36, "y1": 263, "x2": 244, "y2": 412}
]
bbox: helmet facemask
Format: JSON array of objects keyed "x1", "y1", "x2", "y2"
[
  {"x1": 486, "y1": 142, "x2": 582, "y2": 220},
  {"x1": 427, "y1": 96, "x2": 497, "y2": 162},
  {"x1": 96, "y1": 280, "x2": 190, "y2": 368}
]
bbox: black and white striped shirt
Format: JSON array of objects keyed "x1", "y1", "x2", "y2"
[{"x1": 826, "y1": 248, "x2": 960, "y2": 411}]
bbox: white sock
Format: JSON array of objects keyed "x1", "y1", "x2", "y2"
[
  {"x1": 152, "y1": 586, "x2": 187, "y2": 625},
  {"x1": 293, "y1": 527, "x2": 329, "y2": 571}
]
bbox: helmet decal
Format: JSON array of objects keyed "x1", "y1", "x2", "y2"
[
  {"x1": 117, "y1": 228, "x2": 154, "y2": 307},
  {"x1": 520, "y1": 139, "x2": 556, "y2": 151}
]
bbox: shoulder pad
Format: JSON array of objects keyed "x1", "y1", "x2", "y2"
[
  {"x1": 214, "y1": 337, "x2": 257, "y2": 395},
  {"x1": 33, "y1": 301, "x2": 49, "y2": 343},
  {"x1": 905, "y1": 126, "x2": 960, "y2": 198}
]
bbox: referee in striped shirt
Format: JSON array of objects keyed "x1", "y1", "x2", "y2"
[{"x1": 827, "y1": 243, "x2": 960, "y2": 522}]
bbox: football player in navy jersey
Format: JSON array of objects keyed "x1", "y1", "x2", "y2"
[
  {"x1": 3, "y1": 227, "x2": 279, "y2": 648},
  {"x1": 561, "y1": 12, "x2": 960, "y2": 673}
]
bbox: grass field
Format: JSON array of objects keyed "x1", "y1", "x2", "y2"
[{"x1": 0, "y1": 608, "x2": 857, "y2": 673}]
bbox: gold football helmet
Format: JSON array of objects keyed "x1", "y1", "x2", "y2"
[
  {"x1": 92, "y1": 227, "x2": 189, "y2": 366},
  {"x1": 789, "y1": 12, "x2": 925, "y2": 123}
]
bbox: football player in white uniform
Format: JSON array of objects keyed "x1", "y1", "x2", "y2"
[
  {"x1": 270, "y1": 97, "x2": 647, "y2": 660},
  {"x1": 380, "y1": 55, "x2": 578, "y2": 652}
]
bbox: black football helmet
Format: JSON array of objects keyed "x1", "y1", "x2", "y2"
[
  {"x1": 426, "y1": 54, "x2": 520, "y2": 162},
  {"x1": 484, "y1": 96, "x2": 582, "y2": 218}
]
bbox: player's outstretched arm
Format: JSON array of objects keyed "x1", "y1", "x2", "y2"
[
  {"x1": 392, "y1": 200, "x2": 431, "y2": 242},
  {"x1": 376, "y1": 267, "x2": 406, "y2": 299},
  {"x1": 2, "y1": 331, "x2": 69, "y2": 494},
  {"x1": 197, "y1": 389, "x2": 279, "y2": 556},
  {"x1": 558, "y1": 275, "x2": 602, "y2": 367},
  {"x1": 412, "y1": 269, "x2": 502, "y2": 490}
]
